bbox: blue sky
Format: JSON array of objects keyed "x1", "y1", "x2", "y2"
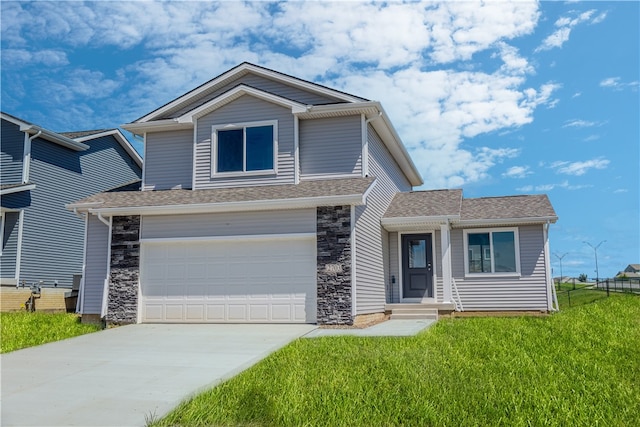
[{"x1": 1, "y1": 1, "x2": 638, "y2": 279}]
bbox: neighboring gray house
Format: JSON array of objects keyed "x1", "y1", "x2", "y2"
[
  {"x1": 616, "y1": 264, "x2": 640, "y2": 279},
  {"x1": 69, "y1": 63, "x2": 558, "y2": 325},
  {"x1": 1, "y1": 112, "x2": 142, "y2": 289}
]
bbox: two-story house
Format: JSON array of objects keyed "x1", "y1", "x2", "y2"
[
  {"x1": 1, "y1": 112, "x2": 142, "y2": 291},
  {"x1": 68, "y1": 63, "x2": 558, "y2": 325}
]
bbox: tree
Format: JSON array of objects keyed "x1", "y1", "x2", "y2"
[{"x1": 578, "y1": 273, "x2": 588, "y2": 282}]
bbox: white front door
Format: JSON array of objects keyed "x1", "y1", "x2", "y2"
[{"x1": 139, "y1": 237, "x2": 317, "y2": 323}]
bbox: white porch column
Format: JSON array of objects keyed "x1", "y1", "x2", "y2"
[{"x1": 440, "y1": 222, "x2": 453, "y2": 303}]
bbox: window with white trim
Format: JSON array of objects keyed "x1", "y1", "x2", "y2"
[
  {"x1": 463, "y1": 228, "x2": 520, "y2": 275},
  {"x1": 212, "y1": 120, "x2": 277, "y2": 176}
]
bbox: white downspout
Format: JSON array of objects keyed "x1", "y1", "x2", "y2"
[
  {"x1": 101, "y1": 215, "x2": 113, "y2": 318},
  {"x1": 294, "y1": 116, "x2": 300, "y2": 184},
  {"x1": 350, "y1": 204, "x2": 357, "y2": 318},
  {"x1": 543, "y1": 221, "x2": 558, "y2": 311},
  {"x1": 440, "y1": 220, "x2": 453, "y2": 304},
  {"x1": 96, "y1": 212, "x2": 110, "y2": 227},
  {"x1": 22, "y1": 130, "x2": 41, "y2": 183}
]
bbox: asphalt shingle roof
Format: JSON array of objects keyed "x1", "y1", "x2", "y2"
[
  {"x1": 71, "y1": 177, "x2": 375, "y2": 209},
  {"x1": 461, "y1": 194, "x2": 557, "y2": 220},
  {"x1": 384, "y1": 190, "x2": 462, "y2": 218},
  {"x1": 60, "y1": 130, "x2": 110, "y2": 139},
  {"x1": 384, "y1": 191, "x2": 557, "y2": 222}
]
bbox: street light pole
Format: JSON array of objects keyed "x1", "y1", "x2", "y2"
[
  {"x1": 554, "y1": 252, "x2": 568, "y2": 286},
  {"x1": 583, "y1": 240, "x2": 606, "y2": 285}
]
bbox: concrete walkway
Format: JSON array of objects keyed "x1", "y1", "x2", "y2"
[
  {"x1": 1, "y1": 323, "x2": 316, "y2": 427},
  {"x1": 303, "y1": 319, "x2": 436, "y2": 338}
]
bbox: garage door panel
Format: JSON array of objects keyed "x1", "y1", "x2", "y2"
[
  {"x1": 165, "y1": 304, "x2": 184, "y2": 321},
  {"x1": 141, "y1": 237, "x2": 316, "y2": 323},
  {"x1": 185, "y1": 305, "x2": 204, "y2": 320}
]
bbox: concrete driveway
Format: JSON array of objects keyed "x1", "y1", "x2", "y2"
[{"x1": 1, "y1": 323, "x2": 316, "y2": 427}]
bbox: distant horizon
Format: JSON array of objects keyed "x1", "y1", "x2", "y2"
[{"x1": 2, "y1": 1, "x2": 638, "y2": 278}]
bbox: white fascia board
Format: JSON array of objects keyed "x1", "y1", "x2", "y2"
[
  {"x1": 177, "y1": 85, "x2": 307, "y2": 123},
  {"x1": 65, "y1": 201, "x2": 105, "y2": 212},
  {"x1": 298, "y1": 101, "x2": 380, "y2": 117},
  {"x1": 1, "y1": 112, "x2": 29, "y2": 127},
  {"x1": 19, "y1": 125, "x2": 89, "y2": 151},
  {"x1": 0, "y1": 183, "x2": 36, "y2": 196},
  {"x1": 136, "y1": 63, "x2": 363, "y2": 123},
  {"x1": 381, "y1": 215, "x2": 458, "y2": 231},
  {"x1": 121, "y1": 119, "x2": 193, "y2": 135},
  {"x1": 73, "y1": 129, "x2": 143, "y2": 168},
  {"x1": 454, "y1": 217, "x2": 558, "y2": 227},
  {"x1": 87, "y1": 193, "x2": 367, "y2": 217}
]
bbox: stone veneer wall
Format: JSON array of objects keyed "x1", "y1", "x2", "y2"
[
  {"x1": 316, "y1": 206, "x2": 352, "y2": 325},
  {"x1": 106, "y1": 215, "x2": 140, "y2": 325}
]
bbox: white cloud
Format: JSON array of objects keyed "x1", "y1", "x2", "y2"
[
  {"x1": 551, "y1": 158, "x2": 610, "y2": 176},
  {"x1": 503, "y1": 166, "x2": 532, "y2": 179},
  {"x1": 536, "y1": 8, "x2": 603, "y2": 52},
  {"x1": 563, "y1": 119, "x2": 601, "y2": 128},
  {"x1": 613, "y1": 189, "x2": 628, "y2": 194},
  {"x1": 1, "y1": 1, "x2": 563, "y2": 188},
  {"x1": 600, "y1": 77, "x2": 640, "y2": 91},
  {"x1": 516, "y1": 180, "x2": 592, "y2": 192},
  {"x1": 1, "y1": 48, "x2": 68, "y2": 67}
]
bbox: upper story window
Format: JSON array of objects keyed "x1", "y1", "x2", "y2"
[
  {"x1": 212, "y1": 120, "x2": 277, "y2": 176},
  {"x1": 463, "y1": 228, "x2": 520, "y2": 276}
]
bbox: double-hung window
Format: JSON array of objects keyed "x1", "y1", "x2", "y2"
[
  {"x1": 212, "y1": 120, "x2": 277, "y2": 176},
  {"x1": 464, "y1": 228, "x2": 520, "y2": 276}
]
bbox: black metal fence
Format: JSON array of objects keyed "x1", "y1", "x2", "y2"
[
  {"x1": 556, "y1": 278, "x2": 640, "y2": 307},
  {"x1": 595, "y1": 278, "x2": 640, "y2": 296}
]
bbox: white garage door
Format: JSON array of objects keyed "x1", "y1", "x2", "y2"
[{"x1": 140, "y1": 236, "x2": 317, "y2": 323}]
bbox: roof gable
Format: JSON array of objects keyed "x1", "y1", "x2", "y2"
[
  {"x1": 1, "y1": 112, "x2": 89, "y2": 151},
  {"x1": 69, "y1": 129, "x2": 142, "y2": 168},
  {"x1": 136, "y1": 62, "x2": 367, "y2": 123}
]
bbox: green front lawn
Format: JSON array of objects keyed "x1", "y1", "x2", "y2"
[
  {"x1": 155, "y1": 294, "x2": 640, "y2": 427},
  {"x1": 0, "y1": 312, "x2": 102, "y2": 353}
]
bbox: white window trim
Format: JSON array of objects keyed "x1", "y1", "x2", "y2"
[
  {"x1": 211, "y1": 120, "x2": 278, "y2": 177},
  {"x1": 463, "y1": 227, "x2": 521, "y2": 277}
]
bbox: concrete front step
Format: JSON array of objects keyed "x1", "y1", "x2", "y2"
[
  {"x1": 391, "y1": 312, "x2": 438, "y2": 320},
  {"x1": 389, "y1": 307, "x2": 438, "y2": 320}
]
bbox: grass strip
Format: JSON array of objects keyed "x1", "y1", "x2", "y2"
[
  {"x1": 0, "y1": 312, "x2": 101, "y2": 353},
  {"x1": 155, "y1": 294, "x2": 640, "y2": 427}
]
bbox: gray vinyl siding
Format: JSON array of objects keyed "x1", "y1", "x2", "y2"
[
  {"x1": 354, "y1": 124, "x2": 412, "y2": 314},
  {"x1": 1, "y1": 119, "x2": 24, "y2": 184},
  {"x1": 17, "y1": 135, "x2": 141, "y2": 288},
  {"x1": 141, "y1": 209, "x2": 315, "y2": 239},
  {"x1": 451, "y1": 225, "x2": 549, "y2": 310},
  {"x1": 82, "y1": 215, "x2": 109, "y2": 314},
  {"x1": 143, "y1": 130, "x2": 193, "y2": 190},
  {"x1": 388, "y1": 231, "x2": 399, "y2": 302},
  {"x1": 299, "y1": 116, "x2": 362, "y2": 178},
  {"x1": 170, "y1": 74, "x2": 343, "y2": 118},
  {"x1": 194, "y1": 95, "x2": 295, "y2": 189},
  {"x1": 0, "y1": 212, "x2": 20, "y2": 279}
]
